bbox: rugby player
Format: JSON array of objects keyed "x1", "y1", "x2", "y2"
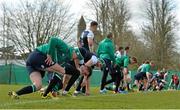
[
  {"x1": 96, "y1": 33, "x2": 115, "y2": 94},
  {"x1": 80, "y1": 21, "x2": 98, "y2": 52},
  {"x1": 77, "y1": 21, "x2": 98, "y2": 93},
  {"x1": 8, "y1": 37, "x2": 79, "y2": 99},
  {"x1": 105, "y1": 56, "x2": 137, "y2": 93},
  {"x1": 169, "y1": 73, "x2": 179, "y2": 90},
  {"x1": 42, "y1": 47, "x2": 100, "y2": 97},
  {"x1": 134, "y1": 61, "x2": 154, "y2": 91}
]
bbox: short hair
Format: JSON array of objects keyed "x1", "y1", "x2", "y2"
[
  {"x1": 145, "y1": 60, "x2": 150, "y2": 64},
  {"x1": 107, "y1": 33, "x2": 113, "y2": 39},
  {"x1": 119, "y1": 47, "x2": 123, "y2": 51},
  {"x1": 125, "y1": 46, "x2": 130, "y2": 50},
  {"x1": 90, "y1": 21, "x2": 98, "y2": 27},
  {"x1": 150, "y1": 61, "x2": 154, "y2": 65},
  {"x1": 132, "y1": 57, "x2": 137, "y2": 63}
]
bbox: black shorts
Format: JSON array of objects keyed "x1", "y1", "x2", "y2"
[
  {"x1": 64, "y1": 63, "x2": 80, "y2": 76},
  {"x1": 26, "y1": 50, "x2": 55, "y2": 78},
  {"x1": 134, "y1": 72, "x2": 147, "y2": 81}
]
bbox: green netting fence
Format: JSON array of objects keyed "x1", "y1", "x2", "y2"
[{"x1": 0, "y1": 64, "x2": 179, "y2": 88}]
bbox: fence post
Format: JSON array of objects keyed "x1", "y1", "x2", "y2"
[{"x1": 8, "y1": 63, "x2": 12, "y2": 84}]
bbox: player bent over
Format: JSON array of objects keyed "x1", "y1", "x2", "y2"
[
  {"x1": 8, "y1": 37, "x2": 78, "y2": 99},
  {"x1": 134, "y1": 61, "x2": 154, "y2": 91},
  {"x1": 105, "y1": 56, "x2": 137, "y2": 93},
  {"x1": 43, "y1": 47, "x2": 100, "y2": 97}
]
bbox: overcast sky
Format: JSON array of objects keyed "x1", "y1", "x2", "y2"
[
  {"x1": 71, "y1": 0, "x2": 180, "y2": 32},
  {"x1": 0, "y1": 0, "x2": 180, "y2": 49},
  {"x1": 70, "y1": 0, "x2": 180, "y2": 50}
]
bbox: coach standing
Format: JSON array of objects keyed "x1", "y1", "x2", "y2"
[{"x1": 97, "y1": 33, "x2": 115, "y2": 94}]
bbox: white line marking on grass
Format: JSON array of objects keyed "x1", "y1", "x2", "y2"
[
  {"x1": 0, "y1": 100, "x2": 53, "y2": 108},
  {"x1": 0, "y1": 94, "x2": 121, "y2": 108}
]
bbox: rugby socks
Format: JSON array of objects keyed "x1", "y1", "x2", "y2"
[
  {"x1": 76, "y1": 76, "x2": 84, "y2": 91},
  {"x1": 115, "y1": 77, "x2": 121, "y2": 92},
  {"x1": 16, "y1": 85, "x2": 36, "y2": 96},
  {"x1": 43, "y1": 74, "x2": 62, "y2": 97},
  {"x1": 127, "y1": 83, "x2": 130, "y2": 90},
  {"x1": 65, "y1": 72, "x2": 80, "y2": 92},
  {"x1": 81, "y1": 86, "x2": 86, "y2": 93},
  {"x1": 76, "y1": 77, "x2": 86, "y2": 93},
  {"x1": 100, "y1": 69, "x2": 109, "y2": 90}
]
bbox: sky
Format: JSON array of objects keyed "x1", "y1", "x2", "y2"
[
  {"x1": 70, "y1": 0, "x2": 180, "y2": 50},
  {"x1": 71, "y1": 0, "x2": 180, "y2": 33},
  {"x1": 0, "y1": 0, "x2": 180, "y2": 49}
]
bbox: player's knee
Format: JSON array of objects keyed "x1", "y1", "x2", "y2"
[{"x1": 34, "y1": 83, "x2": 42, "y2": 90}]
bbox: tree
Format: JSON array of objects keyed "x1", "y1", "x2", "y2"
[
  {"x1": 87, "y1": 0, "x2": 150, "y2": 63},
  {"x1": 0, "y1": 0, "x2": 75, "y2": 60},
  {"x1": 0, "y1": 3, "x2": 14, "y2": 64},
  {"x1": 87, "y1": 0, "x2": 130, "y2": 45},
  {"x1": 142, "y1": 0, "x2": 178, "y2": 68},
  {"x1": 108, "y1": 0, "x2": 130, "y2": 45}
]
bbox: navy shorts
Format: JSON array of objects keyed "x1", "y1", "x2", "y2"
[
  {"x1": 64, "y1": 62, "x2": 80, "y2": 75},
  {"x1": 134, "y1": 72, "x2": 147, "y2": 81},
  {"x1": 26, "y1": 50, "x2": 55, "y2": 78}
]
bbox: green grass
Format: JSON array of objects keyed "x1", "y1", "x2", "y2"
[{"x1": 0, "y1": 84, "x2": 180, "y2": 109}]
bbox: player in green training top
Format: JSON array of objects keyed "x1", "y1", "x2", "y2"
[
  {"x1": 105, "y1": 55, "x2": 137, "y2": 93},
  {"x1": 96, "y1": 33, "x2": 115, "y2": 94},
  {"x1": 8, "y1": 36, "x2": 80, "y2": 99},
  {"x1": 134, "y1": 60, "x2": 154, "y2": 91}
]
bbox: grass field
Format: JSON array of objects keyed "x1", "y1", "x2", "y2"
[{"x1": 0, "y1": 84, "x2": 180, "y2": 109}]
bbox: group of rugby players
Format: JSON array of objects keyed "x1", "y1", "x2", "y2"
[
  {"x1": 134, "y1": 62, "x2": 180, "y2": 91},
  {"x1": 8, "y1": 21, "x2": 179, "y2": 99}
]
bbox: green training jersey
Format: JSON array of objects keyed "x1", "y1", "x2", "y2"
[
  {"x1": 115, "y1": 56, "x2": 129, "y2": 68},
  {"x1": 96, "y1": 38, "x2": 115, "y2": 63},
  {"x1": 140, "y1": 64, "x2": 151, "y2": 73},
  {"x1": 36, "y1": 37, "x2": 74, "y2": 64}
]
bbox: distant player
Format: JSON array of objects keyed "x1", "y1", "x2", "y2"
[
  {"x1": 134, "y1": 61, "x2": 154, "y2": 91},
  {"x1": 105, "y1": 56, "x2": 137, "y2": 93},
  {"x1": 137, "y1": 61, "x2": 146, "y2": 72},
  {"x1": 169, "y1": 73, "x2": 179, "y2": 90},
  {"x1": 122, "y1": 46, "x2": 132, "y2": 90},
  {"x1": 115, "y1": 46, "x2": 124, "y2": 58},
  {"x1": 150, "y1": 70, "x2": 167, "y2": 91}
]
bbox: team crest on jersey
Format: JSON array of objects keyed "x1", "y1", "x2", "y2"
[{"x1": 41, "y1": 65, "x2": 45, "y2": 69}]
